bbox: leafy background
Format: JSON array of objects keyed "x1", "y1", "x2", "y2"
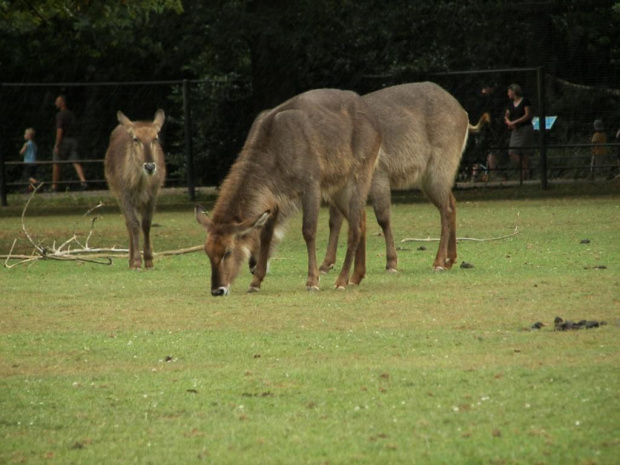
[{"x1": 1, "y1": 0, "x2": 619, "y2": 185}]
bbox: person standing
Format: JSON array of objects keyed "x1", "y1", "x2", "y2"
[
  {"x1": 589, "y1": 119, "x2": 607, "y2": 180},
  {"x1": 19, "y1": 128, "x2": 38, "y2": 191},
  {"x1": 504, "y1": 84, "x2": 535, "y2": 180},
  {"x1": 52, "y1": 95, "x2": 88, "y2": 192},
  {"x1": 478, "y1": 83, "x2": 507, "y2": 181}
]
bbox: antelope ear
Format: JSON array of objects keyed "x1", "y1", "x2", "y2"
[
  {"x1": 195, "y1": 204, "x2": 212, "y2": 229},
  {"x1": 153, "y1": 109, "x2": 165, "y2": 132},
  {"x1": 117, "y1": 111, "x2": 133, "y2": 128},
  {"x1": 236, "y1": 210, "x2": 270, "y2": 236}
]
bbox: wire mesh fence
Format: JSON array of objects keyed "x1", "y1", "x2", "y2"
[{"x1": 2, "y1": 70, "x2": 619, "y2": 206}]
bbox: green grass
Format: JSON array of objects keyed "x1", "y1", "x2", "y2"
[{"x1": 1, "y1": 183, "x2": 619, "y2": 464}]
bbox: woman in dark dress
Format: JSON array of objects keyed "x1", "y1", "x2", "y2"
[{"x1": 504, "y1": 84, "x2": 535, "y2": 180}]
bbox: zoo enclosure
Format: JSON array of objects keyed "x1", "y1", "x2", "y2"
[{"x1": 2, "y1": 67, "x2": 619, "y2": 207}]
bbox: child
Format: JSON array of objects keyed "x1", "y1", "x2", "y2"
[
  {"x1": 590, "y1": 120, "x2": 607, "y2": 180},
  {"x1": 19, "y1": 128, "x2": 38, "y2": 190}
]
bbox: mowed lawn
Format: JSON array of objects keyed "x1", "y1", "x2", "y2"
[{"x1": 1, "y1": 184, "x2": 619, "y2": 464}]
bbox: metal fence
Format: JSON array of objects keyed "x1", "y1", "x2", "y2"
[{"x1": 2, "y1": 68, "x2": 619, "y2": 206}]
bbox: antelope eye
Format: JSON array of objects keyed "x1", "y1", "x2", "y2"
[
  {"x1": 132, "y1": 136, "x2": 139, "y2": 143},
  {"x1": 153, "y1": 137, "x2": 159, "y2": 143},
  {"x1": 223, "y1": 250, "x2": 232, "y2": 260}
]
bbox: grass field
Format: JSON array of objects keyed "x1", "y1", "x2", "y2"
[{"x1": 1, "y1": 183, "x2": 619, "y2": 464}]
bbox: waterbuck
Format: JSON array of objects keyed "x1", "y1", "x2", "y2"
[
  {"x1": 318, "y1": 82, "x2": 488, "y2": 274},
  {"x1": 195, "y1": 89, "x2": 382, "y2": 296},
  {"x1": 104, "y1": 109, "x2": 166, "y2": 270}
]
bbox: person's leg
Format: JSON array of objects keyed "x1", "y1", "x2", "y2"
[
  {"x1": 522, "y1": 154, "x2": 530, "y2": 180},
  {"x1": 28, "y1": 165, "x2": 37, "y2": 185},
  {"x1": 589, "y1": 155, "x2": 597, "y2": 180},
  {"x1": 508, "y1": 152, "x2": 520, "y2": 179},
  {"x1": 73, "y1": 163, "x2": 87, "y2": 183},
  {"x1": 487, "y1": 152, "x2": 498, "y2": 180},
  {"x1": 52, "y1": 164, "x2": 61, "y2": 191},
  {"x1": 68, "y1": 139, "x2": 87, "y2": 188}
]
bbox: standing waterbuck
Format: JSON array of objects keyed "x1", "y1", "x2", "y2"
[
  {"x1": 319, "y1": 82, "x2": 488, "y2": 274},
  {"x1": 105, "y1": 109, "x2": 166, "y2": 270},
  {"x1": 195, "y1": 89, "x2": 382, "y2": 296}
]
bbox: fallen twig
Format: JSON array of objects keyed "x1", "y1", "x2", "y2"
[
  {"x1": 155, "y1": 245, "x2": 204, "y2": 256},
  {"x1": 402, "y1": 225, "x2": 520, "y2": 243},
  {"x1": 402, "y1": 212, "x2": 521, "y2": 244},
  {"x1": 2, "y1": 186, "x2": 205, "y2": 268}
]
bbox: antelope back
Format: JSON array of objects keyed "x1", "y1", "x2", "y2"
[{"x1": 363, "y1": 82, "x2": 469, "y2": 192}]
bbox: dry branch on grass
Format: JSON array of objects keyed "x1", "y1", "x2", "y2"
[
  {"x1": 401, "y1": 214, "x2": 521, "y2": 243},
  {"x1": 401, "y1": 226, "x2": 520, "y2": 243},
  {"x1": 2, "y1": 184, "x2": 203, "y2": 269}
]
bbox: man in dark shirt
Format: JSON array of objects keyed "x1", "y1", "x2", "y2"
[{"x1": 52, "y1": 95, "x2": 88, "y2": 192}]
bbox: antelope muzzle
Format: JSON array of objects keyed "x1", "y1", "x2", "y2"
[
  {"x1": 211, "y1": 286, "x2": 229, "y2": 297},
  {"x1": 143, "y1": 162, "x2": 157, "y2": 175}
]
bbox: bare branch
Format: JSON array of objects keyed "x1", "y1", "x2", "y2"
[
  {"x1": 402, "y1": 225, "x2": 520, "y2": 243},
  {"x1": 154, "y1": 245, "x2": 204, "y2": 256},
  {"x1": 72, "y1": 201, "x2": 104, "y2": 249},
  {"x1": 84, "y1": 217, "x2": 100, "y2": 249},
  {"x1": 2, "y1": 187, "x2": 203, "y2": 268}
]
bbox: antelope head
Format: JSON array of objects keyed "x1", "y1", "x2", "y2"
[
  {"x1": 195, "y1": 205, "x2": 270, "y2": 296},
  {"x1": 118, "y1": 109, "x2": 165, "y2": 176}
]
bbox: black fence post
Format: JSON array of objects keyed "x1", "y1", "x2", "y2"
[
  {"x1": 537, "y1": 67, "x2": 548, "y2": 190},
  {"x1": 182, "y1": 79, "x2": 195, "y2": 202}
]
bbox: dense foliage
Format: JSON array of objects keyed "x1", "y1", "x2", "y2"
[{"x1": 1, "y1": 0, "x2": 619, "y2": 185}]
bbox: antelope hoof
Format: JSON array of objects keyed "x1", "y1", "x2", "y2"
[
  {"x1": 335, "y1": 285, "x2": 346, "y2": 291},
  {"x1": 433, "y1": 266, "x2": 447, "y2": 272},
  {"x1": 306, "y1": 285, "x2": 320, "y2": 292},
  {"x1": 386, "y1": 267, "x2": 398, "y2": 273},
  {"x1": 247, "y1": 286, "x2": 260, "y2": 293},
  {"x1": 319, "y1": 263, "x2": 334, "y2": 275},
  {"x1": 349, "y1": 275, "x2": 363, "y2": 286}
]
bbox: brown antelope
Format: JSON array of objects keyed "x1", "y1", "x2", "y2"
[
  {"x1": 104, "y1": 110, "x2": 166, "y2": 270},
  {"x1": 195, "y1": 89, "x2": 382, "y2": 296},
  {"x1": 318, "y1": 82, "x2": 488, "y2": 274}
]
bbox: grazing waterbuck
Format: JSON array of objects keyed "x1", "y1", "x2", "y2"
[
  {"x1": 195, "y1": 89, "x2": 382, "y2": 296},
  {"x1": 105, "y1": 110, "x2": 166, "y2": 270},
  {"x1": 319, "y1": 82, "x2": 488, "y2": 274}
]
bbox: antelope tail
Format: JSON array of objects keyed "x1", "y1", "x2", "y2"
[{"x1": 468, "y1": 112, "x2": 490, "y2": 133}]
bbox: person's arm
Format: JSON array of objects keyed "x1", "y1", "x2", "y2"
[
  {"x1": 54, "y1": 127, "x2": 63, "y2": 154},
  {"x1": 20, "y1": 141, "x2": 27, "y2": 156},
  {"x1": 506, "y1": 105, "x2": 533, "y2": 129},
  {"x1": 503, "y1": 108, "x2": 512, "y2": 127}
]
